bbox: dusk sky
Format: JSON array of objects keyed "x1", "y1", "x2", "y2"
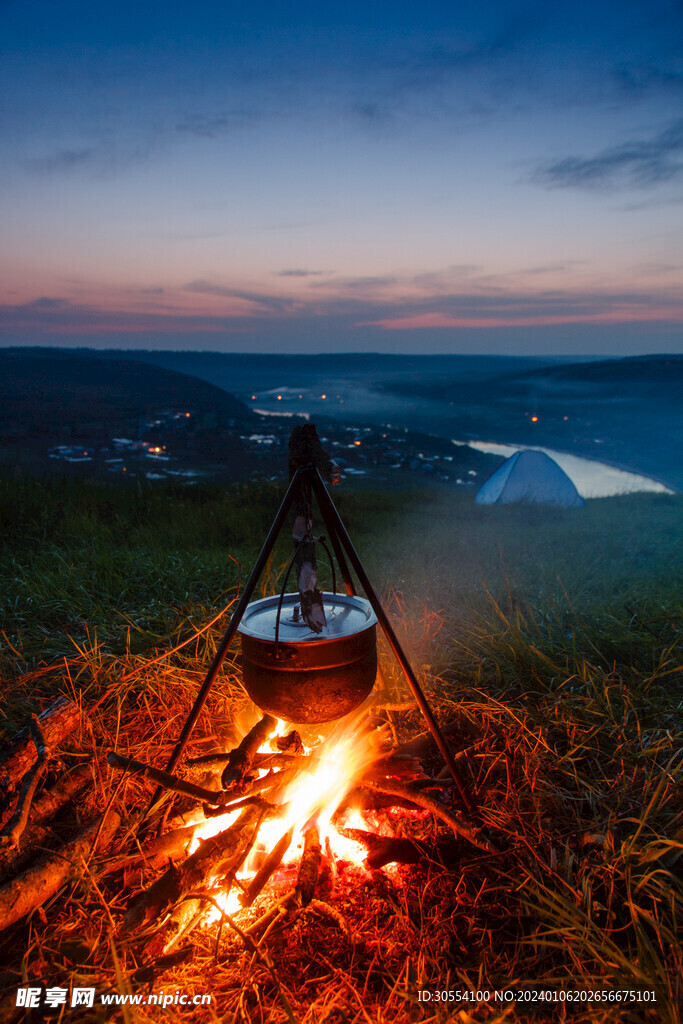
[{"x1": 2, "y1": 0, "x2": 682, "y2": 355}]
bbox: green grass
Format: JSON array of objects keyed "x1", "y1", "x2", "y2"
[{"x1": 0, "y1": 474, "x2": 681, "y2": 1022}]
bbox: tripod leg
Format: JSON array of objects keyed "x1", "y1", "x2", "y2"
[
  {"x1": 314, "y1": 488, "x2": 356, "y2": 597},
  {"x1": 311, "y1": 470, "x2": 475, "y2": 814},
  {"x1": 146, "y1": 468, "x2": 304, "y2": 814}
]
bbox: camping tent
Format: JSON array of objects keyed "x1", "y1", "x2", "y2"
[{"x1": 475, "y1": 449, "x2": 586, "y2": 508}]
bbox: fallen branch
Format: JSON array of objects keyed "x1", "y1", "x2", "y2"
[
  {"x1": 0, "y1": 716, "x2": 49, "y2": 850},
  {"x1": 0, "y1": 697, "x2": 80, "y2": 794},
  {"x1": 107, "y1": 751, "x2": 225, "y2": 806},
  {"x1": 0, "y1": 808, "x2": 120, "y2": 932},
  {"x1": 360, "y1": 780, "x2": 500, "y2": 855}
]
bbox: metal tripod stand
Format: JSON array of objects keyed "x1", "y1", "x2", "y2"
[{"x1": 150, "y1": 463, "x2": 474, "y2": 815}]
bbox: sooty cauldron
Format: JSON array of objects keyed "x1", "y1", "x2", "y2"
[{"x1": 238, "y1": 592, "x2": 377, "y2": 724}]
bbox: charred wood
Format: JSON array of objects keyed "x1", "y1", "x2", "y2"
[
  {"x1": 221, "y1": 715, "x2": 276, "y2": 790},
  {"x1": 339, "y1": 827, "x2": 460, "y2": 870},
  {"x1": 295, "y1": 825, "x2": 321, "y2": 907},
  {"x1": 123, "y1": 806, "x2": 261, "y2": 932}
]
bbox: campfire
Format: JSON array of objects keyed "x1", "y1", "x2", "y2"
[
  {"x1": 96, "y1": 424, "x2": 490, "y2": 950},
  {"x1": 106, "y1": 708, "x2": 493, "y2": 950}
]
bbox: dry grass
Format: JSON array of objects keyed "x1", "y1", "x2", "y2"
[
  {"x1": 0, "y1": 595, "x2": 681, "y2": 1024},
  {"x1": 0, "y1": 481, "x2": 681, "y2": 1022}
]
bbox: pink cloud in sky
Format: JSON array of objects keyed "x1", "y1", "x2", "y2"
[{"x1": 363, "y1": 308, "x2": 683, "y2": 329}]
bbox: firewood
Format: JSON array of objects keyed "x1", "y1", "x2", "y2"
[
  {"x1": 0, "y1": 697, "x2": 80, "y2": 794},
  {"x1": 96, "y1": 822, "x2": 200, "y2": 880},
  {"x1": 0, "y1": 765, "x2": 93, "y2": 877},
  {"x1": 0, "y1": 716, "x2": 48, "y2": 850},
  {"x1": 187, "y1": 739, "x2": 305, "y2": 776},
  {"x1": 0, "y1": 808, "x2": 120, "y2": 932},
  {"x1": 122, "y1": 806, "x2": 262, "y2": 932},
  {"x1": 295, "y1": 825, "x2": 321, "y2": 907},
  {"x1": 338, "y1": 827, "x2": 460, "y2": 869},
  {"x1": 221, "y1": 715, "x2": 277, "y2": 789},
  {"x1": 360, "y1": 780, "x2": 499, "y2": 855},
  {"x1": 26, "y1": 762, "x2": 92, "y2": 826},
  {"x1": 225, "y1": 764, "x2": 300, "y2": 803},
  {"x1": 276, "y1": 731, "x2": 304, "y2": 755},
  {"x1": 360, "y1": 782, "x2": 499, "y2": 856},
  {"x1": 240, "y1": 826, "x2": 294, "y2": 908},
  {"x1": 107, "y1": 751, "x2": 226, "y2": 805}
]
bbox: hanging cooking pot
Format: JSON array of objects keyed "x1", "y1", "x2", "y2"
[{"x1": 238, "y1": 592, "x2": 377, "y2": 723}]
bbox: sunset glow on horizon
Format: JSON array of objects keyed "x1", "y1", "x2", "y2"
[{"x1": 1, "y1": 1, "x2": 682, "y2": 355}]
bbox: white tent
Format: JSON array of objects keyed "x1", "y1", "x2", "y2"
[{"x1": 475, "y1": 449, "x2": 586, "y2": 508}]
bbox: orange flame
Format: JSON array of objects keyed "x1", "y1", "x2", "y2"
[{"x1": 191, "y1": 712, "x2": 386, "y2": 923}]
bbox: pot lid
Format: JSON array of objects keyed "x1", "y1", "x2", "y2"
[{"x1": 238, "y1": 592, "x2": 377, "y2": 643}]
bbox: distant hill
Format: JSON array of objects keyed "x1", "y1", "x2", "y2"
[
  {"x1": 379, "y1": 354, "x2": 683, "y2": 489},
  {"x1": 0, "y1": 348, "x2": 254, "y2": 443},
  {"x1": 527, "y1": 354, "x2": 683, "y2": 386}
]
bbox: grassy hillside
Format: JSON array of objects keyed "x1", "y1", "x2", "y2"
[
  {"x1": 1, "y1": 476, "x2": 681, "y2": 1022},
  {"x1": 0, "y1": 347, "x2": 254, "y2": 455}
]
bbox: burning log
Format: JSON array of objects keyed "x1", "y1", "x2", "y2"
[
  {"x1": 0, "y1": 697, "x2": 80, "y2": 795},
  {"x1": 0, "y1": 808, "x2": 120, "y2": 932},
  {"x1": 221, "y1": 714, "x2": 277, "y2": 789},
  {"x1": 240, "y1": 826, "x2": 294, "y2": 908},
  {"x1": 96, "y1": 821, "x2": 200, "y2": 880},
  {"x1": 295, "y1": 825, "x2": 322, "y2": 906},
  {"x1": 123, "y1": 806, "x2": 263, "y2": 932},
  {"x1": 359, "y1": 781, "x2": 500, "y2": 855},
  {"x1": 339, "y1": 827, "x2": 460, "y2": 870}
]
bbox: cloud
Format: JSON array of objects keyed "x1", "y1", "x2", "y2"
[
  {"x1": 534, "y1": 119, "x2": 683, "y2": 191},
  {"x1": 309, "y1": 274, "x2": 398, "y2": 293},
  {"x1": 23, "y1": 296, "x2": 71, "y2": 310},
  {"x1": 276, "y1": 269, "x2": 328, "y2": 278},
  {"x1": 22, "y1": 133, "x2": 160, "y2": 178},
  {"x1": 175, "y1": 109, "x2": 262, "y2": 138},
  {"x1": 24, "y1": 148, "x2": 96, "y2": 173},
  {"x1": 614, "y1": 62, "x2": 683, "y2": 98},
  {"x1": 183, "y1": 279, "x2": 296, "y2": 314},
  {"x1": 343, "y1": 15, "x2": 535, "y2": 129}
]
